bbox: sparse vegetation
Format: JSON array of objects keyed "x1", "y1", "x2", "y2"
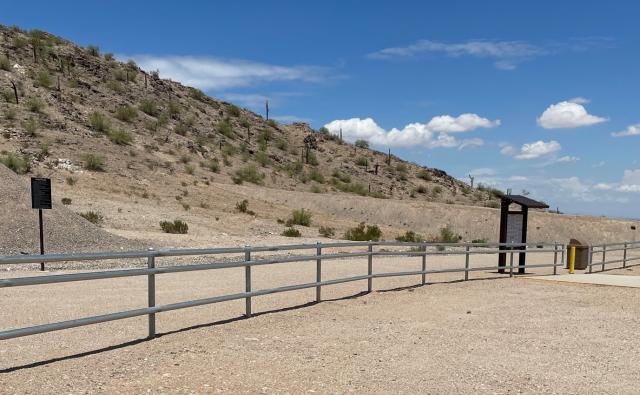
[
  {"x1": 344, "y1": 222, "x2": 383, "y2": 241},
  {"x1": 108, "y1": 129, "x2": 133, "y2": 145},
  {"x1": 160, "y1": 219, "x2": 189, "y2": 234},
  {"x1": 82, "y1": 153, "x2": 105, "y2": 171},
  {"x1": 217, "y1": 120, "x2": 233, "y2": 138},
  {"x1": 235, "y1": 199, "x2": 255, "y2": 215},
  {"x1": 0, "y1": 55, "x2": 10, "y2": 71},
  {"x1": 286, "y1": 208, "x2": 312, "y2": 227},
  {"x1": 139, "y1": 98, "x2": 159, "y2": 117},
  {"x1": 232, "y1": 164, "x2": 264, "y2": 185},
  {"x1": 396, "y1": 230, "x2": 425, "y2": 243},
  {"x1": 319, "y1": 226, "x2": 335, "y2": 238},
  {"x1": 355, "y1": 139, "x2": 369, "y2": 149},
  {"x1": 417, "y1": 169, "x2": 432, "y2": 181},
  {"x1": 25, "y1": 97, "x2": 45, "y2": 113},
  {"x1": 86, "y1": 45, "x2": 100, "y2": 57},
  {"x1": 228, "y1": 104, "x2": 241, "y2": 117},
  {"x1": 79, "y1": 211, "x2": 103, "y2": 225},
  {"x1": 89, "y1": 111, "x2": 111, "y2": 133},
  {"x1": 61, "y1": 197, "x2": 72, "y2": 205},
  {"x1": 115, "y1": 105, "x2": 137, "y2": 122},
  {"x1": 281, "y1": 227, "x2": 301, "y2": 237},
  {"x1": 355, "y1": 156, "x2": 369, "y2": 167},
  {"x1": 36, "y1": 70, "x2": 52, "y2": 88},
  {"x1": 0, "y1": 152, "x2": 30, "y2": 174}
]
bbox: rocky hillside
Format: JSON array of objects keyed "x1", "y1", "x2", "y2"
[{"x1": 0, "y1": 25, "x2": 501, "y2": 207}]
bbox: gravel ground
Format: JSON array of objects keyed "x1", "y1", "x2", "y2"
[{"x1": 1, "y1": 253, "x2": 639, "y2": 394}]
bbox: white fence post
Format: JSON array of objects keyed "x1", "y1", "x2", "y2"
[
  {"x1": 367, "y1": 242, "x2": 373, "y2": 293},
  {"x1": 147, "y1": 247, "x2": 156, "y2": 339},
  {"x1": 316, "y1": 242, "x2": 322, "y2": 302},
  {"x1": 245, "y1": 246, "x2": 251, "y2": 318},
  {"x1": 464, "y1": 246, "x2": 470, "y2": 281}
]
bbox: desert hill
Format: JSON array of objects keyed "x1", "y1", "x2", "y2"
[{"x1": 0, "y1": 25, "x2": 637, "y2": 253}]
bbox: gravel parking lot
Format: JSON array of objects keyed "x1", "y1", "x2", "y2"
[{"x1": 1, "y1": 253, "x2": 639, "y2": 394}]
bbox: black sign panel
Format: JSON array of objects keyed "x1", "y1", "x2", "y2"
[{"x1": 31, "y1": 177, "x2": 52, "y2": 209}]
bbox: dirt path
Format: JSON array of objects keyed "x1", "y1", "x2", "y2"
[{"x1": 1, "y1": 253, "x2": 639, "y2": 393}]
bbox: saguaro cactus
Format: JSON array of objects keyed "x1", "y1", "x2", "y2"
[{"x1": 10, "y1": 80, "x2": 18, "y2": 104}]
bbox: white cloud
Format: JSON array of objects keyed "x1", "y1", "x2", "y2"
[
  {"x1": 426, "y1": 114, "x2": 500, "y2": 133},
  {"x1": 619, "y1": 169, "x2": 640, "y2": 192},
  {"x1": 502, "y1": 140, "x2": 561, "y2": 160},
  {"x1": 537, "y1": 100, "x2": 607, "y2": 129},
  {"x1": 557, "y1": 155, "x2": 580, "y2": 163},
  {"x1": 470, "y1": 168, "x2": 496, "y2": 176},
  {"x1": 509, "y1": 176, "x2": 528, "y2": 181},
  {"x1": 323, "y1": 113, "x2": 497, "y2": 149},
  {"x1": 593, "y1": 183, "x2": 614, "y2": 191},
  {"x1": 124, "y1": 55, "x2": 329, "y2": 90},
  {"x1": 611, "y1": 124, "x2": 640, "y2": 137},
  {"x1": 568, "y1": 97, "x2": 590, "y2": 104},
  {"x1": 367, "y1": 39, "x2": 543, "y2": 69}
]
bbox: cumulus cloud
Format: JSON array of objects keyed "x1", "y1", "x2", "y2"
[
  {"x1": 501, "y1": 140, "x2": 561, "y2": 160},
  {"x1": 611, "y1": 124, "x2": 640, "y2": 137},
  {"x1": 124, "y1": 55, "x2": 330, "y2": 90},
  {"x1": 323, "y1": 113, "x2": 498, "y2": 149},
  {"x1": 426, "y1": 114, "x2": 500, "y2": 133},
  {"x1": 537, "y1": 100, "x2": 607, "y2": 129}
]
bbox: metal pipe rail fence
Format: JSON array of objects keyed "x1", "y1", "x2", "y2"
[
  {"x1": 0, "y1": 240, "x2": 631, "y2": 342},
  {"x1": 587, "y1": 241, "x2": 640, "y2": 273}
]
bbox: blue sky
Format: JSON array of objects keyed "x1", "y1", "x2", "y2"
[{"x1": 3, "y1": 1, "x2": 639, "y2": 218}]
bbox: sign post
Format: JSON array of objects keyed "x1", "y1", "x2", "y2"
[{"x1": 31, "y1": 177, "x2": 52, "y2": 271}]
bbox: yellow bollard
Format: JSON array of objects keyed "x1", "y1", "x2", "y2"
[{"x1": 569, "y1": 246, "x2": 576, "y2": 274}]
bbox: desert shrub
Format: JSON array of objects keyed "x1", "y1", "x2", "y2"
[
  {"x1": 104, "y1": 53, "x2": 114, "y2": 61},
  {"x1": 184, "y1": 164, "x2": 194, "y2": 174},
  {"x1": 160, "y1": 219, "x2": 189, "y2": 234},
  {"x1": 205, "y1": 159, "x2": 220, "y2": 173},
  {"x1": 82, "y1": 153, "x2": 105, "y2": 171},
  {"x1": 471, "y1": 238, "x2": 488, "y2": 244},
  {"x1": 310, "y1": 185, "x2": 324, "y2": 193},
  {"x1": 145, "y1": 114, "x2": 169, "y2": 131},
  {"x1": 415, "y1": 185, "x2": 428, "y2": 194},
  {"x1": 485, "y1": 201, "x2": 500, "y2": 209},
  {"x1": 222, "y1": 143, "x2": 237, "y2": 156},
  {"x1": 276, "y1": 138, "x2": 288, "y2": 151},
  {"x1": 36, "y1": 70, "x2": 52, "y2": 88},
  {"x1": 66, "y1": 176, "x2": 77, "y2": 186},
  {"x1": 217, "y1": 120, "x2": 233, "y2": 138},
  {"x1": 286, "y1": 208, "x2": 312, "y2": 227},
  {"x1": 281, "y1": 227, "x2": 301, "y2": 237},
  {"x1": 108, "y1": 129, "x2": 133, "y2": 145},
  {"x1": 139, "y1": 99, "x2": 159, "y2": 117},
  {"x1": 282, "y1": 161, "x2": 304, "y2": 178},
  {"x1": 308, "y1": 168, "x2": 325, "y2": 183},
  {"x1": 432, "y1": 186, "x2": 443, "y2": 196},
  {"x1": 254, "y1": 151, "x2": 271, "y2": 167},
  {"x1": 235, "y1": 199, "x2": 255, "y2": 215},
  {"x1": 344, "y1": 222, "x2": 382, "y2": 241},
  {"x1": 331, "y1": 179, "x2": 368, "y2": 196},
  {"x1": 368, "y1": 191, "x2": 386, "y2": 199},
  {"x1": 79, "y1": 211, "x2": 103, "y2": 225},
  {"x1": 89, "y1": 111, "x2": 111, "y2": 133},
  {"x1": 167, "y1": 100, "x2": 181, "y2": 119},
  {"x1": 86, "y1": 45, "x2": 100, "y2": 57},
  {"x1": 355, "y1": 139, "x2": 369, "y2": 149},
  {"x1": 0, "y1": 55, "x2": 10, "y2": 71},
  {"x1": 232, "y1": 164, "x2": 264, "y2": 185},
  {"x1": 106, "y1": 80, "x2": 124, "y2": 93},
  {"x1": 319, "y1": 226, "x2": 335, "y2": 238},
  {"x1": 477, "y1": 183, "x2": 504, "y2": 199},
  {"x1": 0, "y1": 152, "x2": 30, "y2": 174},
  {"x1": 23, "y1": 117, "x2": 38, "y2": 136},
  {"x1": 1, "y1": 88, "x2": 14, "y2": 103},
  {"x1": 113, "y1": 69, "x2": 127, "y2": 81},
  {"x1": 115, "y1": 105, "x2": 137, "y2": 122},
  {"x1": 61, "y1": 197, "x2": 72, "y2": 205},
  {"x1": 307, "y1": 152, "x2": 319, "y2": 166},
  {"x1": 25, "y1": 96, "x2": 45, "y2": 112},
  {"x1": 189, "y1": 87, "x2": 207, "y2": 102},
  {"x1": 318, "y1": 126, "x2": 330, "y2": 135},
  {"x1": 3, "y1": 106, "x2": 16, "y2": 120},
  {"x1": 332, "y1": 170, "x2": 351, "y2": 183},
  {"x1": 228, "y1": 104, "x2": 241, "y2": 117},
  {"x1": 266, "y1": 119, "x2": 278, "y2": 128},
  {"x1": 395, "y1": 230, "x2": 425, "y2": 243},
  {"x1": 355, "y1": 156, "x2": 368, "y2": 167},
  {"x1": 438, "y1": 226, "x2": 461, "y2": 244},
  {"x1": 13, "y1": 36, "x2": 28, "y2": 48},
  {"x1": 416, "y1": 168, "x2": 432, "y2": 181}
]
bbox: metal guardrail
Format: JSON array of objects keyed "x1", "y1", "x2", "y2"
[
  {"x1": 0, "y1": 240, "x2": 634, "y2": 341},
  {"x1": 587, "y1": 241, "x2": 640, "y2": 273}
]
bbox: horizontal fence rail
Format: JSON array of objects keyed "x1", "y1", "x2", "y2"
[{"x1": 0, "y1": 240, "x2": 637, "y2": 341}]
